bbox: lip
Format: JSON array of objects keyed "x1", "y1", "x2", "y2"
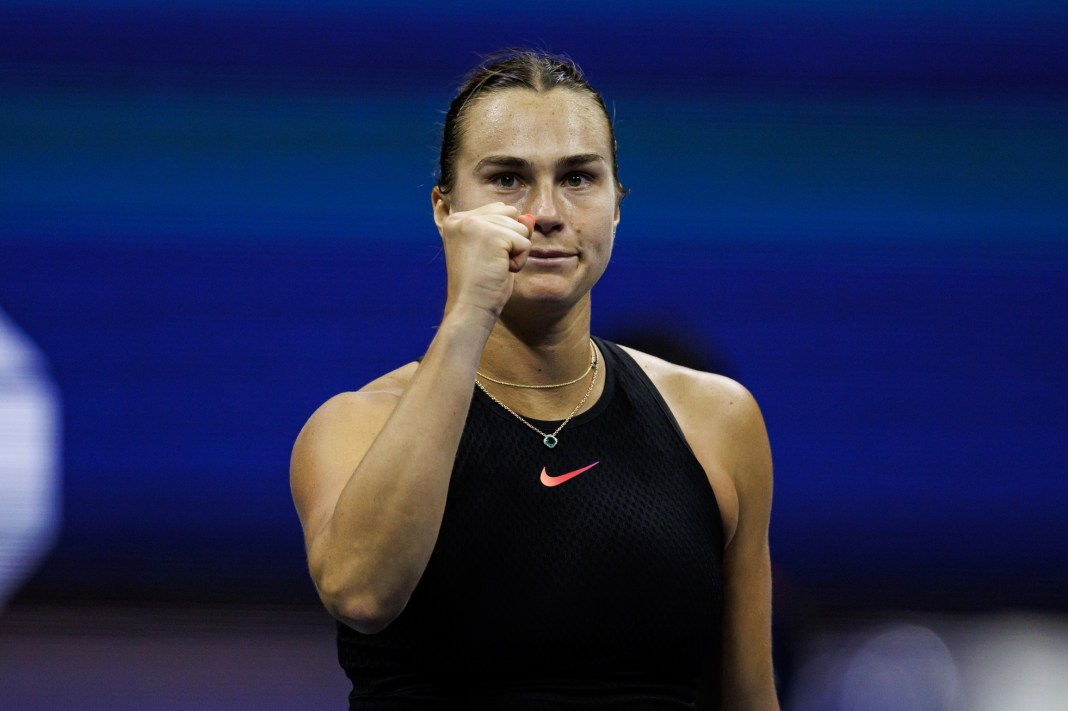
[{"x1": 527, "y1": 249, "x2": 577, "y2": 262}]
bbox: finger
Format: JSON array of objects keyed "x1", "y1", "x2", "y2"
[
  {"x1": 508, "y1": 233, "x2": 531, "y2": 273},
  {"x1": 471, "y1": 202, "x2": 519, "y2": 217},
  {"x1": 480, "y1": 213, "x2": 533, "y2": 237}
]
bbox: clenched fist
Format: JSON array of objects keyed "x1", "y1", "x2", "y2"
[{"x1": 439, "y1": 203, "x2": 535, "y2": 321}]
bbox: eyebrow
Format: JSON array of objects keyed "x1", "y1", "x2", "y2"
[
  {"x1": 559, "y1": 154, "x2": 607, "y2": 169},
  {"x1": 475, "y1": 156, "x2": 531, "y2": 171},
  {"x1": 474, "y1": 153, "x2": 607, "y2": 172}
]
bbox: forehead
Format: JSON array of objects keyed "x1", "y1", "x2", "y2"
[{"x1": 458, "y1": 88, "x2": 612, "y2": 163}]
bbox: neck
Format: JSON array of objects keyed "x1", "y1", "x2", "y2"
[{"x1": 479, "y1": 300, "x2": 593, "y2": 387}]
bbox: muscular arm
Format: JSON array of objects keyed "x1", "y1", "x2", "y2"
[
  {"x1": 290, "y1": 203, "x2": 532, "y2": 633},
  {"x1": 290, "y1": 312, "x2": 492, "y2": 633}
]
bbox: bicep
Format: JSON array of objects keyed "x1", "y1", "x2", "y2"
[{"x1": 289, "y1": 392, "x2": 393, "y2": 551}]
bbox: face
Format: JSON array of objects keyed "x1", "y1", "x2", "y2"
[{"x1": 434, "y1": 88, "x2": 621, "y2": 312}]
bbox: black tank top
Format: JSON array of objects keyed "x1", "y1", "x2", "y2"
[{"x1": 337, "y1": 338, "x2": 725, "y2": 709}]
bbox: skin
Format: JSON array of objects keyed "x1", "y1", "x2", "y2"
[{"x1": 289, "y1": 86, "x2": 779, "y2": 710}]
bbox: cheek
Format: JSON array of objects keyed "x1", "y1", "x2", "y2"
[
  {"x1": 577, "y1": 224, "x2": 615, "y2": 261},
  {"x1": 578, "y1": 202, "x2": 619, "y2": 241},
  {"x1": 457, "y1": 183, "x2": 528, "y2": 212}
]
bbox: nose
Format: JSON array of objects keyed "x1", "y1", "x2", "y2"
[{"x1": 526, "y1": 181, "x2": 563, "y2": 235}]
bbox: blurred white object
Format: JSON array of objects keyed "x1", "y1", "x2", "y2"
[
  {"x1": 954, "y1": 614, "x2": 1068, "y2": 711},
  {"x1": 786, "y1": 614, "x2": 1068, "y2": 711},
  {"x1": 0, "y1": 308, "x2": 61, "y2": 611},
  {"x1": 839, "y1": 624, "x2": 958, "y2": 711},
  {"x1": 787, "y1": 622, "x2": 958, "y2": 711}
]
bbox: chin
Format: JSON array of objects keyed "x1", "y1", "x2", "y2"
[
  {"x1": 512, "y1": 276, "x2": 578, "y2": 302},
  {"x1": 505, "y1": 285, "x2": 592, "y2": 321}
]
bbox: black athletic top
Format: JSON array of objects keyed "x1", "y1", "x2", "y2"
[{"x1": 337, "y1": 338, "x2": 725, "y2": 709}]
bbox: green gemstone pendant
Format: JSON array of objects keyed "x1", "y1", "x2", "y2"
[{"x1": 543, "y1": 435, "x2": 558, "y2": 448}]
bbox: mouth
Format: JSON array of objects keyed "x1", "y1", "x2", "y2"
[{"x1": 527, "y1": 248, "x2": 576, "y2": 261}]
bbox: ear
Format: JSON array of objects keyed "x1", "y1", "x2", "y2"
[
  {"x1": 431, "y1": 186, "x2": 450, "y2": 235},
  {"x1": 612, "y1": 199, "x2": 621, "y2": 235}
]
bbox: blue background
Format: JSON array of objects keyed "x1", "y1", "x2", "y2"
[{"x1": 2, "y1": 0, "x2": 1066, "y2": 615}]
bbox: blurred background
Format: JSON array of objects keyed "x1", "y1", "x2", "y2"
[{"x1": 1, "y1": 1, "x2": 1066, "y2": 709}]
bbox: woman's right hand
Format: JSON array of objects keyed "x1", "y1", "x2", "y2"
[{"x1": 439, "y1": 202, "x2": 534, "y2": 322}]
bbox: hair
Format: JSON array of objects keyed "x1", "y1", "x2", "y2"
[{"x1": 436, "y1": 48, "x2": 627, "y2": 200}]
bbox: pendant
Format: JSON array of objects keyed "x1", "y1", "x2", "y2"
[{"x1": 543, "y1": 435, "x2": 558, "y2": 448}]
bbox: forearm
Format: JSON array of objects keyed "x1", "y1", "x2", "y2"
[{"x1": 311, "y1": 307, "x2": 494, "y2": 631}]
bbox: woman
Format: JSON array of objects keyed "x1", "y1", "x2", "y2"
[{"x1": 290, "y1": 48, "x2": 779, "y2": 710}]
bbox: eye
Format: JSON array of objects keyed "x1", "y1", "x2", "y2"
[
  {"x1": 564, "y1": 173, "x2": 591, "y2": 188},
  {"x1": 492, "y1": 173, "x2": 520, "y2": 189}
]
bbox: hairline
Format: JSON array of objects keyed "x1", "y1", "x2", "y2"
[{"x1": 446, "y1": 85, "x2": 617, "y2": 190}]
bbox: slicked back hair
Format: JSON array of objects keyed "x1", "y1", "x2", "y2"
[{"x1": 437, "y1": 48, "x2": 627, "y2": 200}]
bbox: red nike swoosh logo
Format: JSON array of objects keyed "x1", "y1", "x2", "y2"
[{"x1": 540, "y1": 461, "x2": 600, "y2": 487}]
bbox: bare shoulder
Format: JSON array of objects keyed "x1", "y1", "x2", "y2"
[{"x1": 617, "y1": 345, "x2": 763, "y2": 432}]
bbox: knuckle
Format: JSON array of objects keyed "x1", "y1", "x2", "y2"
[{"x1": 443, "y1": 212, "x2": 471, "y2": 233}]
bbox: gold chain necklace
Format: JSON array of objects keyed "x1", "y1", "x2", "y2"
[
  {"x1": 474, "y1": 343, "x2": 599, "y2": 448},
  {"x1": 475, "y1": 339, "x2": 596, "y2": 389}
]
